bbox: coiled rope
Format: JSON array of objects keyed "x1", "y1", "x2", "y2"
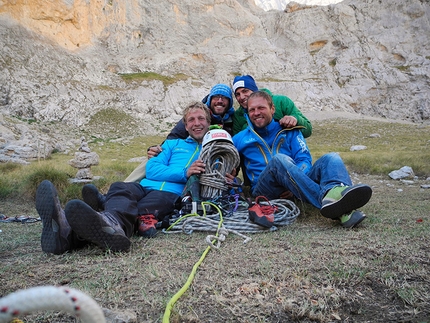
[
  {"x1": 165, "y1": 198, "x2": 300, "y2": 242},
  {"x1": 199, "y1": 140, "x2": 240, "y2": 200},
  {"x1": 0, "y1": 286, "x2": 105, "y2": 323}
]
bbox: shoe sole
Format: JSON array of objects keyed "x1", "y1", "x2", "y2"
[
  {"x1": 321, "y1": 185, "x2": 372, "y2": 219},
  {"x1": 138, "y1": 228, "x2": 158, "y2": 238},
  {"x1": 249, "y1": 210, "x2": 274, "y2": 228},
  {"x1": 342, "y1": 211, "x2": 367, "y2": 228},
  {"x1": 65, "y1": 200, "x2": 131, "y2": 252},
  {"x1": 36, "y1": 180, "x2": 70, "y2": 254}
]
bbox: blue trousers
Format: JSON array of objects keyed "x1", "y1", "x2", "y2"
[{"x1": 252, "y1": 152, "x2": 352, "y2": 209}]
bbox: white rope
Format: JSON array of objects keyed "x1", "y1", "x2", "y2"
[
  {"x1": 0, "y1": 286, "x2": 105, "y2": 323},
  {"x1": 199, "y1": 141, "x2": 240, "y2": 200},
  {"x1": 164, "y1": 198, "x2": 300, "y2": 246}
]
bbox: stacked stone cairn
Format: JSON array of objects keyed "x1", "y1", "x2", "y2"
[{"x1": 68, "y1": 137, "x2": 100, "y2": 182}]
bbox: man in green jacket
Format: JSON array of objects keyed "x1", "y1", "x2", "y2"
[{"x1": 232, "y1": 75, "x2": 312, "y2": 137}]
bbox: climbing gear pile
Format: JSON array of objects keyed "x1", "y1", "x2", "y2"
[{"x1": 165, "y1": 197, "x2": 300, "y2": 243}]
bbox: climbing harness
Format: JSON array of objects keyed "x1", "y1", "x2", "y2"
[{"x1": 0, "y1": 214, "x2": 41, "y2": 224}]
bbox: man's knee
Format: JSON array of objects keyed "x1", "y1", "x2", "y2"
[
  {"x1": 109, "y1": 181, "x2": 137, "y2": 193},
  {"x1": 323, "y1": 152, "x2": 342, "y2": 161},
  {"x1": 272, "y1": 154, "x2": 295, "y2": 168}
]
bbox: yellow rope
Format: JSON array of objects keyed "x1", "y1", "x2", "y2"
[{"x1": 162, "y1": 202, "x2": 223, "y2": 323}]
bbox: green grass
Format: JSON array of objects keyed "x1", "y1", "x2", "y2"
[
  {"x1": 307, "y1": 119, "x2": 430, "y2": 177},
  {"x1": 0, "y1": 118, "x2": 430, "y2": 322},
  {"x1": 1, "y1": 119, "x2": 429, "y2": 206},
  {"x1": 118, "y1": 72, "x2": 189, "y2": 87}
]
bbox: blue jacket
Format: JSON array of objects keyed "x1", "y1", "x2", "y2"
[
  {"x1": 233, "y1": 118, "x2": 312, "y2": 190},
  {"x1": 140, "y1": 137, "x2": 201, "y2": 195}
]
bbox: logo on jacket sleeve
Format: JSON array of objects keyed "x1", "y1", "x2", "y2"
[{"x1": 297, "y1": 137, "x2": 308, "y2": 153}]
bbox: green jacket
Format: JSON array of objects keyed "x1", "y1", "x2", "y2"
[{"x1": 232, "y1": 88, "x2": 312, "y2": 138}]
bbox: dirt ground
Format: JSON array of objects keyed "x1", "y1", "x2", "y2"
[{"x1": 1, "y1": 174, "x2": 429, "y2": 323}]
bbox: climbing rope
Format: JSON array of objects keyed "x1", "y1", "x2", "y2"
[
  {"x1": 199, "y1": 140, "x2": 240, "y2": 200},
  {"x1": 162, "y1": 202, "x2": 225, "y2": 323},
  {"x1": 166, "y1": 198, "x2": 300, "y2": 240},
  {"x1": 0, "y1": 286, "x2": 105, "y2": 323}
]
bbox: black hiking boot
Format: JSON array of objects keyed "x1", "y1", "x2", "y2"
[
  {"x1": 36, "y1": 180, "x2": 72, "y2": 254},
  {"x1": 65, "y1": 200, "x2": 131, "y2": 252},
  {"x1": 82, "y1": 184, "x2": 106, "y2": 211}
]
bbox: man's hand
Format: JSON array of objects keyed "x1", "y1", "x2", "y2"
[
  {"x1": 147, "y1": 145, "x2": 162, "y2": 159},
  {"x1": 279, "y1": 190, "x2": 294, "y2": 200},
  {"x1": 186, "y1": 159, "x2": 206, "y2": 177},
  {"x1": 225, "y1": 173, "x2": 235, "y2": 183},
  {"x1": 279, "y1": 116, "x2": 298, "y2": 128}
]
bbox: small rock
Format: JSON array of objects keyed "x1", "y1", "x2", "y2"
[
  {"x1": 350, "y1": 145, "x2": 367, "y2": 151},
  {"x1": 128, "y1": 156, "x2": 146, "y2": 163},
  {"x1": 388, "y1": 166, "x2": 414, "y2": 180},
  {"x1": 369, "y1": 133, "x2": 381, "y2": 138},
  {"x1": 103, "y1": 308, "x2": 137, "y2": 323}
]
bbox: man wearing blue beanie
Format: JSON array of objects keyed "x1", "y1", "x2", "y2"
[
  {"x1": 122, "y1": 84, "x2": 235, "y2": 183},
  {"x1": 232, "y1": 75, "x2": 312, "y2": 138},
  {"x1": 163, "y1": 83, "x2": 234, "y2": 140}
]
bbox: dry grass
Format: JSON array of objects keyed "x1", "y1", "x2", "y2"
[{"x1": 0, "y1": 119, "x2": 430, "y2": 323}]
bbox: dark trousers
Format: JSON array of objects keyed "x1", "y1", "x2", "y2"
[{"x1": 105, "y1": 182, "x2": 180, "y2": 237}]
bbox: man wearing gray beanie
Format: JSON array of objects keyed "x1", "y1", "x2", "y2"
[{"x1": 232, "y1": 75, "x2": 312, "y2": 137}]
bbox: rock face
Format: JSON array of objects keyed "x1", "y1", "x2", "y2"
[{"x1": 0, "y1": 0, "x2": 429, "y2": 161}]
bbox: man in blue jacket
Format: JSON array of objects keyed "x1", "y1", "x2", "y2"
[
  {"x1": 36, "y1": 101, "x2": 211, "y2": 254},
  {"x1": 233, "y1": 91, "x2": 372, "y2": 228},
  {"x1": 123, "y1": 83, "x2": 234, "y2": 183},
  {"x1": 146, "y1": 83, "x2": 234, "y2": 159}
]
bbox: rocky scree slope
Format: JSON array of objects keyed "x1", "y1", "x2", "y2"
[{"x1": 0, "y1": 0, "x2": 429, "y2": 162}]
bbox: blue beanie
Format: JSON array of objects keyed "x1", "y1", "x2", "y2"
[
  {"x1": 206, "y1": 84, "x2": 233, "y2": 110},
  {"x1": 232, "y1": 75, "x2": 259, "y2": 94}
]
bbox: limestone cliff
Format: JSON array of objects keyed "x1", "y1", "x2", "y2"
[{"x1": 0, "y1": 0, "x2": 429, "y2": 161}]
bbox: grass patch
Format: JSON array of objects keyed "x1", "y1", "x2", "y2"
[
  {"x1": 393, "y1": 65, "x2": 410, "y2": 72},
  {"x1": 0, "y1": 119, "x2": 429, "y2": 322},
  {"x1": 118, "y1": 72, "x2": 189, "y2": 87},
  {"x1": 307, "y1": 119, "x2": 430, "y2": 177},
  {"x1": 87, "y1": 108, "x2": 138, "y2": 139}
]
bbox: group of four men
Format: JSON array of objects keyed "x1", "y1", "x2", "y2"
[{"x1": 36, "y1": 75, "x2": 372, "y2": 255}]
